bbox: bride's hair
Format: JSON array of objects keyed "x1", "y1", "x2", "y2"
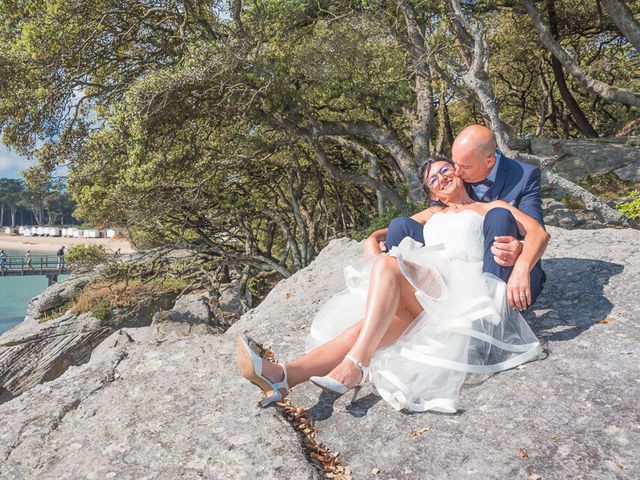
[{"x1": 418, "y1": 154, "x2": 456, "y2": 195}]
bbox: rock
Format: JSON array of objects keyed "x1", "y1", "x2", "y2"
[
  {"x1": 0, "y1": 288, "x2": 177, "y2": 404},
  {"x1": 542, "y1": 198, "x2": 603, "y2": 229},
  {"x1": 25, "y1": 273, "x2": 98, "y2": 319},
  {"x1": 1, "y1": 230, "x2": 640, "y2": 478},
  {"x1": 219, "y1": 281, "x2": 252, "y2": 317},
  {"x1": 528, "y1": 136, "x2": 640, "y2": 181},
  {"x1": 169, "y1": 291, "x2": 214, "y2": 324},
  {"x1": 0, "y1": 343, "x2": 312, "y2": 479},
  {"x1": 614, "y1": 161, "x2": 640, "y2": 182}
]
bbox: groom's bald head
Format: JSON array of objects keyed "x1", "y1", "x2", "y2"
[{"x1": 451, "y1": 125, "x2": 497, "y2": 183}]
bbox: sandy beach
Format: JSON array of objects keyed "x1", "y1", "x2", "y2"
[{"x1": 0, "y1": 233, "x2": 136, "y2": 254}]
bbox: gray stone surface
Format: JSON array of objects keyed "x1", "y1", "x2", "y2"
[
  {"x1": 219, "y1": 281, "x2": 252, "y2": 317},
  {"x1": 1, "y1": 229, "x2": 639, "y2": 479},
  {"x1": 156, "y1": 290, "x2": 216, "y2": 325},
  {"x1": 542, "y1": 198, "x2": 603, "y2": 229},
  {"x1": 615, "y1": 162, "x2": 640, "y2": 182},
  {"x1": 0, "y1": 288, "x2": 177, "y2": 403},
  {"x1": 0, "y1": 339, "x2": 312, "y2": 480},
  {"x1": 529, "y1": 136, "x2": 640, "y2": 181}
]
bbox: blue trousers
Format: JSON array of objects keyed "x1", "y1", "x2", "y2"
[{"x1": 385, "y1": 209, "x2": 545, "y2": 308}]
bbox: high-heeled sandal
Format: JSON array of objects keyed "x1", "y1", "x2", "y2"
[
  {"x1": 309, "y1": 354, "x2": 370, "y2": 403},
  {"x1": 236, "y1": 337, "x2": 289, "y2": 407}
]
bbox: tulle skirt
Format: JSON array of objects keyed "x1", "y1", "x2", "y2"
[{"x1": 307, "y1": 237, "x2": 542, "y2": 413}]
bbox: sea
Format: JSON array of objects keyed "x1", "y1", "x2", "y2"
[{"x1": 0, "y1": 249, "x2": 68, "y2": 335}]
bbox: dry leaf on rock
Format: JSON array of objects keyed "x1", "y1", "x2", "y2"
[
  {"x1": 518, "y1": 448, "x2": 529, "y2": 458},
  {"x1": 410, "y1": 426, "x2": 430, "y2": 437},
  {"x1": 597, "y1": 316, "x2": 616, "y2": 324}
]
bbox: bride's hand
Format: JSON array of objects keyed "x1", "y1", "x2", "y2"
[{"x1": 507, "y1": 264, "x2": 531, "y2": 311}]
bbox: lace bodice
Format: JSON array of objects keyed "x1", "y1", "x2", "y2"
[{"x1": 423, "y1": 210, "x2": 485, "y2": 261}]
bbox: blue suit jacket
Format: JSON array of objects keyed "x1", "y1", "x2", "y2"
[{"x1": 469, "y1": 151, "x2": 544, "y2": 227}]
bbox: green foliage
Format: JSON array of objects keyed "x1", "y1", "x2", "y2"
[
  {"x1": 578, "y1": 172, "x2": 640, "y2": 202},
  {"x1": 616, "y1": 192, "x2": 640, "y2": 221},
  {"x1": 65, "y1": 244, "x2": 108, "y2": 269},
  {"x1": 91, "y1": 300, "x2": 112, "y2": 321},
  {"x1": 1, "y1": 0, "x2": 639, "y2": 277}
]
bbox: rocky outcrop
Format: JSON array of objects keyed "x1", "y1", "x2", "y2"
[
  {"x1": 541, "y1": 198, "x2": 603, "y2": 229},
  {"x1": 24, "y1": 273, "x2": 98, "y2": 320},
  {"x1": 528, "y1": 136, "x2": 640, "y2": 182},
  {"x1": 1, "y1": 227, "x2": 639, "y2": 479},
  {"x1": 0, "y1": 284, "x2": 178, "y2": 404},
  {"x1": 0, "y1": 261, "x2": 253, "y2": 404}
]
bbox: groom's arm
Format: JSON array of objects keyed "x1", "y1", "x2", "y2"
[
  {"x1": 516, "y1": 167, "x2": 544, "y2": 226},
  {"x1": 492, "y1": 166, "x2": 544, "y2": 266}
]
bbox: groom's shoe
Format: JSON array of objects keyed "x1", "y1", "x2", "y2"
[{"x1": 310, "y1": 355, "x2": 370, "y2": 403}]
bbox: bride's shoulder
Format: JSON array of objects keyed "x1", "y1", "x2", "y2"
[
  {"x1": 411, "y1": 206, "x2": 439, "y2": 224},
  {"x1": 482, "y1": 200, "x2": 511, "y2": 212}
]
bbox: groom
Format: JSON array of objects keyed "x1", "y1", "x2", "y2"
[{"x1": 378, "y1": 124, "x2": 546, "y2": 307}]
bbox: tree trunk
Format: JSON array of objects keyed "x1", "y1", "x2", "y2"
[
  {"x1": 545, "y1": 0, "x2": 599, "y2": 138},
  {"x1": 600, "y1": 0, "x2": 640, "y2": 53},
  {"x1": 328, "y1": 136, "x2": 386, "y2": 214},
  {"x1": 307, "y1": 134, "x2": 408, "y2": 213},
  {"x1": 522, "y1": 0, "x2": 640, "y2": 107},
  {"x1": 395, "y1": 0, "x2": 435, "y2": 163},
  {"x1": 448, "y1": 0, "x2": 631, "y2": 226},
  {"x1": 317, "y1": 120, "x2": 421, "y2": 201}
]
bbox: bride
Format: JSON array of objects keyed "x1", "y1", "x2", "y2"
[{"x1": 237, "y1": 154, "x2": 550, "y2": 412}]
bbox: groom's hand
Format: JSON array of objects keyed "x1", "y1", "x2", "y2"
[{"x1": 491, "y1": 236, "x2": 523, "y2": 267}]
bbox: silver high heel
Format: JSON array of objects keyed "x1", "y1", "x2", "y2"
[
  {"x1": 309, "y1": 354, "x2": 370, "y2": 403},
  {"x1": 236, "y1": 337, "x2": 289, "y2": 407}
]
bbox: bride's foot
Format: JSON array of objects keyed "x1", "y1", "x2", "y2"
[
  {"x1": 236, "y1": 337, "x2": 289, "y2": 407},
  {"x1": 325, "y1": 358, "x2": 366, "y2": 388},
  {"x1": 261, "y1": 360, "x2": 286, "y2": 394},
  {"x1": 309, "y1": 354, "x2": 370, "y2": 402}
]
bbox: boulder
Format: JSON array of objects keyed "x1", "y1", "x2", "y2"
[
  {"x1": 219, "y1": 281, "x2": 252, "y2": 317},
  {"x1": 1, "y1": 228, "x2": 639, "y2": 479},
  {"x1": 529, "y1": 136, "x2": 640, "y2": 182},
  {"x1": 25, "y1": 273, "x2": 98, "y2": 320},
  {"x1": 541, "y1": 198, "x2": 603, "y2": 229}
]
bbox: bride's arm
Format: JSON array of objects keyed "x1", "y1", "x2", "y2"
[
  {"x1": 486, "y1": 201, "x2": 551, "y2": 310},
  {"x1": 364, "y1": 208, "x2": 432, "y2": 259}
]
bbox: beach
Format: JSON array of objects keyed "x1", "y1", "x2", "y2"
[{"x1": 0, "y1": 233, "x2": 136, "y2": 254}]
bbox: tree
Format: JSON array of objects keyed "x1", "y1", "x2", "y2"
[
  {"x1": 0, "y1": 0, "x2": 638, "y2": 278},
  {"x1": 0, "y1": 178, "x2": 24, "y2": 227}
]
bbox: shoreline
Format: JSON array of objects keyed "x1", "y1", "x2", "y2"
[{"x1": 0, "y1": 233, "x2": 136, "y2": 254}]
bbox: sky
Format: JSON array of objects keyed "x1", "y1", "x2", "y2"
[{"x1": 0, "y1": 146, "x2": 34, "y2": 179}]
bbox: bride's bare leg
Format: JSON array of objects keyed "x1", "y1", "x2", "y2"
[
  {"x1": 261, "y1": 256, "x2": 427, "y2": 388},
  {"x1": 261, "y1": 310, "x2": 416, "y2": 389}
]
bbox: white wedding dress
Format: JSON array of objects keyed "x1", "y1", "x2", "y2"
[{"x1": 307, "y1": 209, "x2": 542, "y2": 413}]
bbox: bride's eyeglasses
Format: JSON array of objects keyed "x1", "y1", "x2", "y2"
[{"x1": 425, "y1": 165, "x2": 453, "y2": 189}]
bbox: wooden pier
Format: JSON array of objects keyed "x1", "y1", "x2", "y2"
[{"x1": 0, "y1": 255, "x2": 69, "y2": 285}]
